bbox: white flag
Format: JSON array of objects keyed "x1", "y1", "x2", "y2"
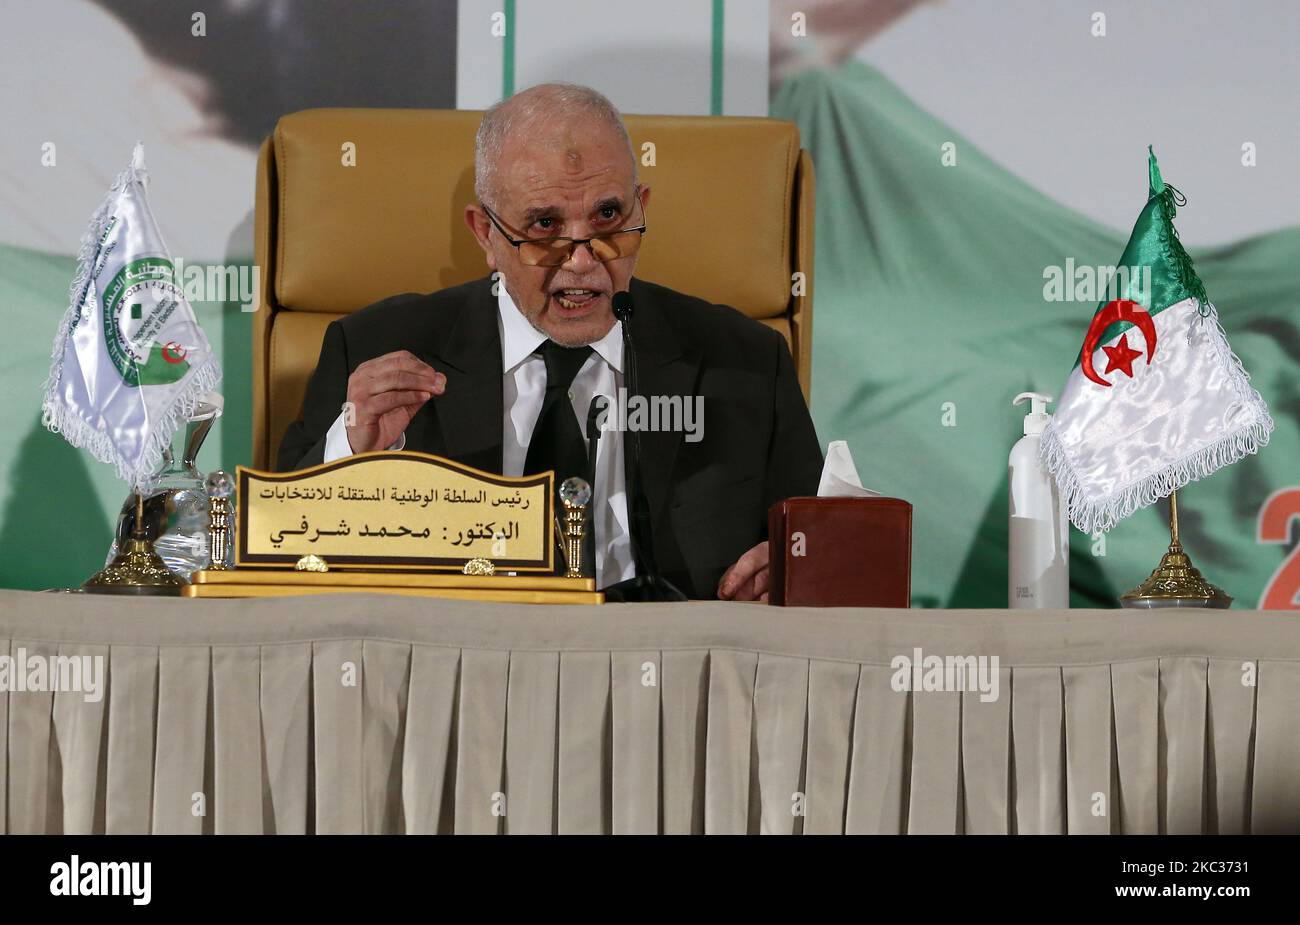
[
  {"x1": 42, "y1": 144, "x2": 221, "y2": 488},
  {"x1": 1041, "y1": 149, "x2": 1272, "y2": 534}
]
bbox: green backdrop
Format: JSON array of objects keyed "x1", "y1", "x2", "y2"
[
  {"x1": 2, "y1": 61, "x2": 1296, "y2": 608},
  {"x1": 772, "y1": 60, "x2": 1300, "y2": 608}
]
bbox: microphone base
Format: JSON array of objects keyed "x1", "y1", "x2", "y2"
[{"x1": 601, "y1": 573, "x2": 689, "y2": 603}]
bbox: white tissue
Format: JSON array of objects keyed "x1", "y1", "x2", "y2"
[{"x1": 817, "y1": 440, "x2": 881, "y2": 498}]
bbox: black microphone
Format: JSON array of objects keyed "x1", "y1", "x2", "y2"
[
  {"x1": 612, "y1": 290, "x2": 634, "y2": 323},
  {"x1": 604, "y1": 289, "x2": 687, "y2": 602}
]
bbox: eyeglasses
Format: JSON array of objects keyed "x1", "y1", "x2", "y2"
[{"x1": 480, "y1": 194, "x2": 647, "y2": 268}]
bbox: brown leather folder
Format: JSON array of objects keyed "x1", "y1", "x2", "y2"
[{"x1": 768, "y1": 497, "x2": 912, "y2": 607}]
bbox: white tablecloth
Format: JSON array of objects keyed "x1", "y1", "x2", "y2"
[{"x1": 2, "y1": 589, "x2": 1298, "y2": 834}]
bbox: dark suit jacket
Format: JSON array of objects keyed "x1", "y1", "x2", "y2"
[{"x1": 278, "y1": 276, "x2": 823, "y2": 598}]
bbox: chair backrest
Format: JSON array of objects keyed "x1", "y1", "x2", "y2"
[{"x1": 252, "y1": 108, "x2": 815, "y2": 468}]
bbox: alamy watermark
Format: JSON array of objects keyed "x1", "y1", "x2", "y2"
[
  {"x1": 890, "y1": 647, "x2": 1000, "y2": 702},
  {"x1": 172, "y1": 258, "x2": 259, "y2": 312},
  {"x1": 0, "y1": 648, "x2": 104, "y2": 703},
  {"x1": 593, "y1": 390, "x2": 704, "y2": 443},
  {"x1": 50, "y1": 855, "x2": 150, "y2": 905},
  {"x1": 1043, "y1": 259, "x2": 1150, "y2": 306}
]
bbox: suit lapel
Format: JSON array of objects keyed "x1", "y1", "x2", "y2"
[
  {"x1": 425, "y1": 278, "x2": 505, "y2": 474},
  {"x1": 421, "y1": 277, "x2": 695, "y2": 507},
  {"x1": 626, "y1": 278, "x2": 700, "y2": 522}
]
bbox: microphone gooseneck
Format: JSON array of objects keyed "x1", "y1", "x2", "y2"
[
  {"x1": 616, "y1": 291, "x2": 650, "y2": 578},
  {"x1": 605, "y1": 288, "x2": 687, "y2": 602}
]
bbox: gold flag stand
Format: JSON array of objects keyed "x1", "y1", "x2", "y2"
[
  {"x1": 1119, "y1": 489, "x2": 1232, "y2": 609},
  {"x1": 82, "y1": 491, "x2": 184, "y2": 596}
]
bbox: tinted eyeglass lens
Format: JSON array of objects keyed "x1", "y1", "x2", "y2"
[
  {"x1": 518, "y1": 239, "x2": 574, "y2": 267},
  {"x1": 590, "y1": 230, "x2": 643, "y2": 262},
  {"x1": 518, "y1": 230, "x2": 644, "y2": 267}
]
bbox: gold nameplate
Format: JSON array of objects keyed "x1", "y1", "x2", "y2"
[{"x1": 236, "y1": 451, "x2": 553, "y2": 572}]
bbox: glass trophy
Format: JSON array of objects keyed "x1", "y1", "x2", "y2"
[{"x1": 105, "y1": 393, "x2": 224, "y2": 580}]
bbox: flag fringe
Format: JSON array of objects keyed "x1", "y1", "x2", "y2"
[
  {"x1": 1152, "y1": 184, "x2": 1209, "y2": 309},
  {"x1": 1042, "y1": 301, "x2": 1273, "y2": 535},
  {"x1": 40, "y1": 148, "x2": 223, "y2": 488},
  {"x1": 40, "y1": 155, "x2": 148, "y2": 409},
  {"x1": 41, "y1": 359, "x2": 222, "y2": 489}
]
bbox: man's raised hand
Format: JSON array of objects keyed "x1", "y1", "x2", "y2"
[{"x1": 344, "y1": 351, "x2": 445, "y2": 454}]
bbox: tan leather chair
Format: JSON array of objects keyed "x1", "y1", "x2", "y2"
[{"x1": 252, "y1": 108, "x2": 815, "y2": 469}]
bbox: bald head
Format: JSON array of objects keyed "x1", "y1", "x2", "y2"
[
  {"x1": 464, "y1": 82, "x2": 649, "y2": 348},
  {"x1": 474, "y1": 83, "x2": 636, "y2": 210}
]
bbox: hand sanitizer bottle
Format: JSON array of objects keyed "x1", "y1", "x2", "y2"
[{"x1": 1009, "y1": 392, "x2": 1069, "y2": 609}]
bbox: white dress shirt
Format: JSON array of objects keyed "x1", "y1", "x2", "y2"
[{"x1": 323, "y1": 288, "x2": 635, "y2": 586}]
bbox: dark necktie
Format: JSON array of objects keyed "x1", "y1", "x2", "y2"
[{"x1": 524, "y1": 341, "x2": 596, "y2": 575}]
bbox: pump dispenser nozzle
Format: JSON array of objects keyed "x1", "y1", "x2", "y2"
[{"x1": 1013, "y1": 391, "x2": 1053, "y2": 436}]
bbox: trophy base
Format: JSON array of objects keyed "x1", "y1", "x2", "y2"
[
  {"x1": 83, "y1": 537, "x2": 184, "y2": 597},
  {"x1": 1119, "y1": 542, "x2": 1232, "y2": 610}
]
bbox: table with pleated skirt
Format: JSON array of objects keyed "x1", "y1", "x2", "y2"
[{"x1": 2, "y1": 589, "x2": 1297, "y2": 834}]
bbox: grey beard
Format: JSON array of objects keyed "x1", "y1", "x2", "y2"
[{"x1": 530, "y1": 314, "x2": 616, "y2": 348}]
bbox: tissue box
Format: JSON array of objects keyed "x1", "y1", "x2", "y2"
[{"x1": 767, "y1": 497, "x2": 912, "y2": 607}]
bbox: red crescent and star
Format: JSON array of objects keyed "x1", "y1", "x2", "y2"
[
  {"x1": 161, "y1": 341, "x2": 187, "y2": 363},
  {"x1": 1081, "y1": 299, "x2": 1158, "y2": 387},
  {"x1": 1102, "y1": 334, "x2": 1143, "y2": 378}
]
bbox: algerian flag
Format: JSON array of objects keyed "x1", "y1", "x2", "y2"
[
  {"x1": 1041, "y1": 148, "x2": 1273, "y2": 535},
  {"x1": 41, "y1": 143, "x2": 221, "y2": 488}
]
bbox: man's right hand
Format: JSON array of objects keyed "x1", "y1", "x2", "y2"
[{"x1": 344, "y1": 351, "x2": 446, "y2": 453}]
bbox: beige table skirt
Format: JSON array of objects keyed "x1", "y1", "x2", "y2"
[{"x1": 1, "y1": 588, "x2": 1298, "y2": 834}]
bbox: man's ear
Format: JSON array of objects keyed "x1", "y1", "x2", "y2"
[
  {"x1": 464, "y1": 204, "x2": 496, "y2": 269},
  {"x1": 638, "y1": 184, "x2": 652, "y2": 212}
]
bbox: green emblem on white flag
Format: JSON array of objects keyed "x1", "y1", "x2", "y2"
[
  {"x1": 1042, "y1": 148, "x2": 1273, "y2": 534},
  {"x1": 41, "y1": 144, "x2": 221, "y2": 487}
]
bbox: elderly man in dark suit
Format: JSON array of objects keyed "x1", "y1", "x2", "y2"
[{"x1": 279, "y1": 83, "x2": 822, "y2": 601}]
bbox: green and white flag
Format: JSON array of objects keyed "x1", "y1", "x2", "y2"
[
  {"x1": 41, "y1": 143, "x2": 221, "y2": 488},
  {"x1": 1041, "y1": 148, "x2": 1273, "y2": 535}
]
